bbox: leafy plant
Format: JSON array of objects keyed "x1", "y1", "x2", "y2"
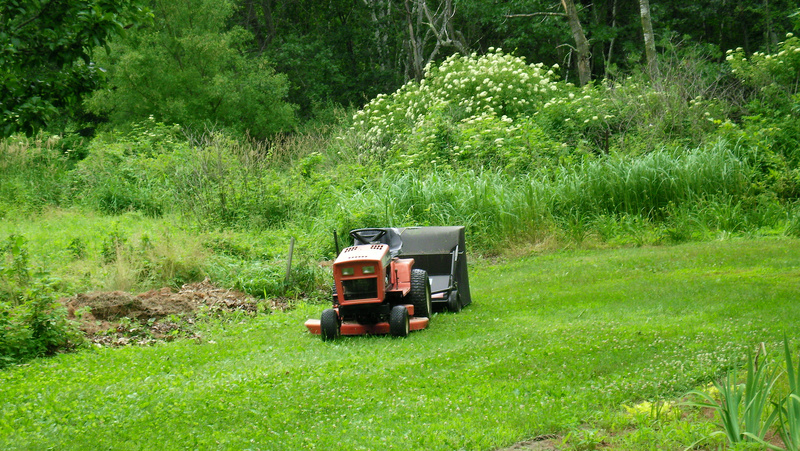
[
  {"x1": 563, "y1": 428, "x2": 608, "y2": 450},
  {"x1": 0, "y1": 235, "x2": 83, "y2": 367},
  {"x1": 0, "y1": 0, "x2": 151, "y2": 136},
  {"x1": 684, "y1": 344, "x2": 782, "y2": 449},
  {"x1": 776, "y1": 336, "x2": 800, "y2": 450},
  {"x1": 101, "y1": 226, "x2": 128, "y2": 264}
]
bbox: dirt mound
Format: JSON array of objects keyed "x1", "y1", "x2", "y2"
[{"x1": 60, "y1": 279, "x2": 283, "y2": 347}]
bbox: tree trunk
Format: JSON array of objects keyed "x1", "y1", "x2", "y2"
[
  {"x1": 605, "y1": 0, "x2": 618, "y2": 78},
  {"x1": 560, "y1": 0, "x2": 591, "y2": 86},
  {"x1": 639, "y1": 0, "x2": 660, "y2": 81},
  {"x1": 404, "y1": 0, "x2": 425, "y2": 82}
]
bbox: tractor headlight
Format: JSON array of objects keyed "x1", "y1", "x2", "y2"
[
  {"x1": 342, "y1": 267, "x2": 354, "y2": 276},
  {"x1": 362, "y1": 265, "x2": 375, "y2": 275}
]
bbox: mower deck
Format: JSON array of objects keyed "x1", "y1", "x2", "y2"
[{"x1": 305, "y1": 317, "x2": 429, "y2": 336}]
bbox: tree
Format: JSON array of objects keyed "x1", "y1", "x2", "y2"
[
  {"x1": 639, "y1": 0, "x2": 659, "y2": 81},
  {"x1": 231, "y1": 0, "x2": 404, "y2": 118},
  {"x1": 403, "y1": 0, "x2": 468, "y2": 82},
  {"x1": 560, "y1": 0, "x2": 591, "y2": 86},
  {"x1": 87, "y1": 0, "x2": 296, "y2": 139},
  {"x1": 0, "y1": 0, "x2": 151, "y2": 136},
  {"x1": 503, "y1": 0, "x2": 591, "y2": 86}
]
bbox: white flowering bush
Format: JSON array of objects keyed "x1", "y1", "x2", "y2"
[
  {"x1": 727, "y1": 33, "x2": 800, "y2": 111},
  {"x1": 345, "y1": 48, "x2": 565, "y2": 172},
  {"x1": 342, "y1": 45, "x2": 771, "y2": 172},
  {"x1": 719, "y1": 33, "x2": 800, "y2": 198}
]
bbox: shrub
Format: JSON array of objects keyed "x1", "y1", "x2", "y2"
[
  {"x1": 0, "y1": 235, "x2": 82, "y2": 367},
  {"x1": 724, "y1": 33, "x2": 800, "y2": 172},
  {"x1": 71, "y1": 118, "x2": 186, "y2": 216},
  {"x1": 0, "y1": 134, "x2": 73, "y2": 210},
  {"x1": 346, "y1": 49, "x2": 564, "y2": 169},
  {"x1": 727, "y1": 34, "x2": 800, "y2": 114}
]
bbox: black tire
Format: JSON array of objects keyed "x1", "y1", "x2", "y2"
[
  {"x1": 389, "y1": 305, "x2": 409, "y2": 337},
  {"x1": 447, "y1": 292, "x2": 461, "y2": 313},
  {"x1": 320, "y1": 308, "x2": 340, "y2": 341},
  {"x1": 410, "y1": 268, "x2": 432, "y2": 318}
]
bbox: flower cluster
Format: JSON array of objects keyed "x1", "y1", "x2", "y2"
[{"x1": 345, "y1": 48, "x2": 563, "y2": 169}]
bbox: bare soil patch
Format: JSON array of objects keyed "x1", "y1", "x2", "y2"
[
  {"x1": 496, "y1": 435, "x2": 562, "y2": 450},
  {"x1": 59, "y1": 279, "x2": 285, "y2": 346}
]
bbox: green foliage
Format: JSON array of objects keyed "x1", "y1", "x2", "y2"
[
  {"x1": 684, "y1": 340, "x2": 800, "y2": 451},
  {"x1": 206, "y1": 253, "x2": 325, "y2": 300},
  {"x1": 0, "y1": 235, "x2": 82, "y2": 367},
  {"x1": 322, "y1": 140, "x2": 760, "y2": 252},
  {"x1": 394, "y1": 110, "x2": 569, "y2": 172},
  {"x1": 728, "y1": 34, "x2": 800, "y2": 114},
  {"x1": 0, "y1": 0, "x2": 151, "y2": 136},
  {"x1": 71, "y1": 119, "x2": 184, "y2": 216},
  {"x1": 87, "y1": 0, "x2": 296, "y2": 139},
  {"x1": 100, "y1": 224, "x2": 127, "y2": 264},
  {"x1": 343, "y1": 47, "x2": 740, "y2": 174},
  {"x1": 724, "y1": 34, "x2": 800, "y2": 173},
  {"x1": 0, "y1": 235, "x2": 30, "y2": 291},
  {"x1": 0, "y1": 134, "x2": 74, "y2": 211},
  {"x1": 777, "y1": 336, "x2": 800, "y2": 450}
]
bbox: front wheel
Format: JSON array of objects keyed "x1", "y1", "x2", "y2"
[
  {"x1": 320, "y1": 308, "x2": 340, "y2": 341},
  {"x1": 389, "y1": 305, "x2": 409, "y2": 337}
]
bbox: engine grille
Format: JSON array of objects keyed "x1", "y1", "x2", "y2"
[{"x1": 342, "y1": 278, "x2": 378, "y2": 301}]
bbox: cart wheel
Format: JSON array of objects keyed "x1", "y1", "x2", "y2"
[
  {"x1": 320, "y1": 308, "x2": 340, "y2": 341},
  {"x1": 447, "y1": 292, "x2": 461, "y2": 313},
  {"x1": 410, "y1": 268, "x2": 432, "y2": 318},
  {"x1": 389, "y1": 305, "x2": 409, "y2": 337}
]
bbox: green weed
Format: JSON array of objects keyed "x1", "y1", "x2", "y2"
[{"x1": 1, "y1": 235, "x2": 83, "y2": 367}]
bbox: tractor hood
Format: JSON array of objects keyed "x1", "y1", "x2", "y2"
[{"x1": 334, "y1": 244, "x2": 391, "y2": 266}]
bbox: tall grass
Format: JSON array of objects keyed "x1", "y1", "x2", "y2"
[
  {"x1": 0, "y1": 134, "x2": 73, "y2": 215},
  {"x1": 0, "y1": 126, "x2": 792, "y2": 258},
  {"x1": 554, "y1": 141, "x2": 748, "y2": 218},
  {"x1": 320, "y1": 140, "x2": 761, "y2": 251}
]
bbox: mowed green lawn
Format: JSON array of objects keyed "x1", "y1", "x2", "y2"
[{"x1": 2, "y1": 238, "x2": 799, "y2": 450}]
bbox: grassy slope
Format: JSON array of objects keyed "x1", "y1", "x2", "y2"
[{"x1": 1, "y1": 238, "x2": 799, "y2": 450}]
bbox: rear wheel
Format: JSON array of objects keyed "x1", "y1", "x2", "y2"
[
  {"x1": 320, "y1": 308, "x2": 340, "y2": 341},
  {"x1": 447, "y1": 292, "x2": 461, "y2": 313},
  {"x1": 389, "y1": 305, "x2": 409, "y2": 337},
  {"x1": 410, "y1": 269, "x2": 432, "y2": 318}
]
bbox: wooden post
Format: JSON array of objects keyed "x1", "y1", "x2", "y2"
[{"x1": 285, "y1": 236, "x2": 295, "y2": 284}]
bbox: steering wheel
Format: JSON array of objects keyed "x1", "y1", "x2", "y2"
[{"x1": 350, "y1": 229, "x2": 387, "y2": 244}]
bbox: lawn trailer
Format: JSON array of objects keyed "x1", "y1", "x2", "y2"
[{"x1": 305, "y1": 226, "x2": 471, "y2": 340}]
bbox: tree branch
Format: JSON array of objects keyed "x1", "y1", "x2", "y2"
[{"x1": 504, "y1": 12, "x2": 566, "y2": 18}]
